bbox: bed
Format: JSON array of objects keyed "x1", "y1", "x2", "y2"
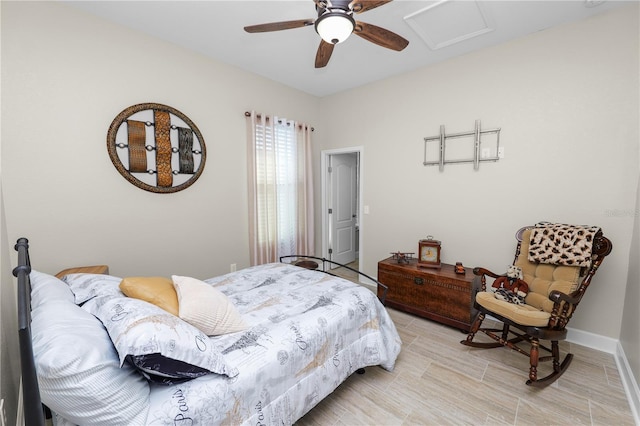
[{"x1": 14, "y1": 238, "x2": 402, "y2": 425}]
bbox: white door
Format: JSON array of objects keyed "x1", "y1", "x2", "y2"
[{"x1": 330, "y1": 153, "x2": 358, "y2": 266}]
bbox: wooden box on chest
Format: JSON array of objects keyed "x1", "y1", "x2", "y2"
[{"x1": 377, "y1": 257, "x2": 481, "y2": 331}]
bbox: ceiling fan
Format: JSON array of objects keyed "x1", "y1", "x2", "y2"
[{"x1": 244, "y1": 0, "x2": 409, "y2": 68}]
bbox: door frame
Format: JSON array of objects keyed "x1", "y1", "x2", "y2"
[{"x1": 321, "y1": 146, "x2": 364, "y2": 277}]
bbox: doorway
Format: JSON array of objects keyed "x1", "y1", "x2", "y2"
[{"x1": 321, "y1": 147, "x2": 363, "y2": 276}]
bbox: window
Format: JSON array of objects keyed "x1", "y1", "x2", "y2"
[{"x1": 246, "y1": 112, "x2": 314, "y2": 265}]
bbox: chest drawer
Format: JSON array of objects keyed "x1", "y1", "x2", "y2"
[{"x1": 377, "y1": 257, "x2": 480, "y2": 331}]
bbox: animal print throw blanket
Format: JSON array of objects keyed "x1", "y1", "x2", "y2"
[{"x1": 528, "y1": 222, "x2": 600, "y2": 267}]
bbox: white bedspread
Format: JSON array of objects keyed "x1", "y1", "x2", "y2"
[{"x1": 145, "y1": 263, "x2": 401, "y2": 425}]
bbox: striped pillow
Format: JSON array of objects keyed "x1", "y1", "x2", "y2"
[{"x1": 172, "y1": 275, "x2": 248, "y2": 336}]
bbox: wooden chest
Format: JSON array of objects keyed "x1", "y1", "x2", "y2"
[{"x1": 377, "y1": 257, "x2": 481, "y2": 331}]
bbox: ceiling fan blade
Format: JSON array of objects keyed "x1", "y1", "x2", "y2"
[
  {"x1": 244, "y1": 19, "x2": 314, "y2": 33},
  {"x1": 315, "y1": 40, "x2": 335, "y2": 68},
  {"x1": 313, "y1": 0, "x2": 328, "y2": 9},
  {"x1": 354, "y1": 21, "x2": 409, "y2": 51},
  {"x1": 350, "y1": 0, "x2": 392, "y2": 14}
]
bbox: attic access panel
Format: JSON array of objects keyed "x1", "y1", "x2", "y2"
[
  {"x1": 107, "y1": 103, "x2": 206, "y2": 193},
  {"x1": 404, "y1": 0, "x2": 494, "y2": 50}
]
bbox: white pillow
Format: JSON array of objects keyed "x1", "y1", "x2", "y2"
[
  {"x1": 172, "y1": 275, "x2": 248, "y2": 336},
  {"x1": 60, "y1": 273, "x2": 124, "y2": 304},
  {"x1": 82, "y1": 295, "x2": 239, "y2": 383},
  {"x1": 31, "y1": 299, "x2": 149, "y2": 425},
  {"x1": 29, "y1": 270, "x2": 75, "y2": 308}
]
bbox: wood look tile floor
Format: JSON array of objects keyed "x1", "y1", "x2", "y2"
[
  {"x1": 297, "y1": 307, "x2": 635, "y2": 426},
  {"x1": 329, "y1": 260, "x2": 360, "y2": 282}
]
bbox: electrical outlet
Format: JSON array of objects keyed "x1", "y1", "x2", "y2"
[
  {"x1": 230, "y1": 263, "x2": 237, "y2": 272},
  {"x1": 481, "y1": 148, "x2": 490, "y2": 158}
]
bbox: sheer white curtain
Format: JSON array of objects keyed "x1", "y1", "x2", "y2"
[{"x1": 246, "y1": 112, "x2": 314, "y2": 265}]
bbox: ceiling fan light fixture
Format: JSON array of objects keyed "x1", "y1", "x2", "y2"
[{"x1": 315, "y1": 10, "x2": 355, "y2": 44}]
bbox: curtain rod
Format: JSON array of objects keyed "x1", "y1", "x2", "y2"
[{"x1": 244, "y1": 111, "x2": 314, "y2": 131}]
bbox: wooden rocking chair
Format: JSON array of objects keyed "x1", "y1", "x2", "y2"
[{"x1": 461, "y1": 224, "x2": 612, "y2": 387}]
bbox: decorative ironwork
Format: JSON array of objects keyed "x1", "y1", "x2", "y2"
[{"x1": 107, "y1": 103, "x2": 206, "y2": 193}]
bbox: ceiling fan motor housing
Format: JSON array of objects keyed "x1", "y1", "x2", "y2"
[{"x1": 315, "y1": 2, "x2": 356, "y2": 44}]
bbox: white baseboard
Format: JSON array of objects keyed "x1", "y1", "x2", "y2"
[
  {"x1": 567, "y1": 328, "x2": 640, "y2": 424},
  {"x1": 615, "y1": 342, "x2": 640, "y2": 426},
  {"x1": 566, "y1": 326, "x2": 619, "y2": 354},
  {"x1": 359, "y1": 281, "x2": 377, "y2": 292},
  {"x1": 15, "y1": 379, "x2": 23, "y2": 426}
]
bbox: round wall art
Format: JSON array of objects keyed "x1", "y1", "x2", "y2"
[{"x1": 107, "y1": 103, "x2": 206, "y2": 193}]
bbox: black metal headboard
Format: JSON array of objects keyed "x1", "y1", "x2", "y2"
[{"x1": 13, "y1": 238, "x2": 45, "y2": 426}]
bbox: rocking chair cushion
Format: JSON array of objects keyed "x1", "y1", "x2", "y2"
[
  {"x1": 476, "y1": 292, "x2": 550, "y2": 327},
  {"x1": 514, "y1": 229, "x2": 582, "y2": 313}
]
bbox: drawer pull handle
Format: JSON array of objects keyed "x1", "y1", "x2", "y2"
[{"x1": 414, "y1": 277, "x2": 424, "y2": 285}]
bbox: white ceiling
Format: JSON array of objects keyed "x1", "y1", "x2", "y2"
[{"x1": 66, "y1": 0, "x2": 627, "y2": 97}]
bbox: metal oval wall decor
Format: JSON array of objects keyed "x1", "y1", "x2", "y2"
[{"x1": 107, "y1": 103, "x2": 206, "y2": 193}]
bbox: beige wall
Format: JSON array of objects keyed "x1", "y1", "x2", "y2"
[
  {"x1": 1, "y1": 0, "x2": 639, "y2": 418},
  {"x1": 0, "y1": 185, "x2": 20, "y2": 426},
  {"x1": 318, "y1": 4, "x2": 639, "y2": 341},
  {"x1": 1, "y1": 1, "x2": 319, "y2": 280},
  {"x1": 1, "y1": 4, "x2": 21, "y2": 423},
  {"x1": 620, "y1": 173, "x2": 640, "y2": 397}
]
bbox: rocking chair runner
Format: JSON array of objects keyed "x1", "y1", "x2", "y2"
[{"x1": 461, "y1": 224, "x2": 613, "y2": 387}]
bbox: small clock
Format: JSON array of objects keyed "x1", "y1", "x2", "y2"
[{"x1": 418, "y1": 236, "x2": 441, "y2": 268}]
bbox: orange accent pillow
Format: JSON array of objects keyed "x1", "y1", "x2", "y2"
[{"x1": 119, "y1": 276, "x2": 179, "y2": 316}]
